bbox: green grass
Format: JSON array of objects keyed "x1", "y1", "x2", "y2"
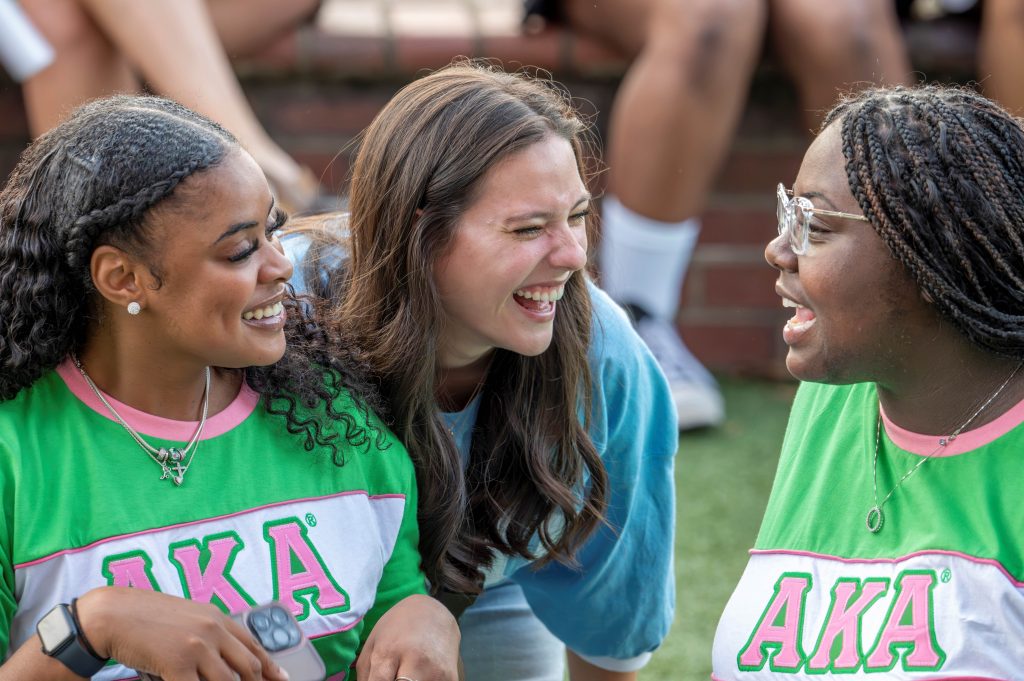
[{"x1": 640, "y1": 378, "x2": 796, "y2": 681}]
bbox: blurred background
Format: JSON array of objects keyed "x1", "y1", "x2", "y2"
[{"x1": 0, "y1": 0, "x2": 996, "y2": 379}]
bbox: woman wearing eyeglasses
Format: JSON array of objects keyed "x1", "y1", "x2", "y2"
[{"x1": 713, "y1": 86, "x2": 1024, "y2": 678}]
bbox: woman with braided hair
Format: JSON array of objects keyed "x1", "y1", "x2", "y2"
[
  {"x1": 713, "y1": 85, "x2": 1024, "y2": 678},
  {"x1": 0, "y1": 95, "x2": 460, "y2": 680}
]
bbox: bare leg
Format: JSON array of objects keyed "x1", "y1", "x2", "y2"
[
  {"x1": 20, "y1": 0, "x2": 323, "y2": 210},
  {"x1": 207, "y1": 0, "x2": 320, "y2": 57},
  {"x1": 70, "y1": 0, "x2": 307, "y2": 195},
  {"x1": 979, "y1": 0, "x2": 1024, "y2": 116},
  {"x1": 560, "y1": 0, "x2": 764, "y2": 429},
  {"x1": 770, "y1": 0, "x2": 911, "y2": 130},
  {"x1": 567, "y1": 0, "x2": 767, "y2": 221},
  {"x1": 19, "y1": 0, "x2": 137, "y2": 136}
]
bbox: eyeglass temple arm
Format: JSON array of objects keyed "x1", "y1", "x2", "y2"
[{"x1": 811, "y1": 208, "x2": 869, "y2": 222}]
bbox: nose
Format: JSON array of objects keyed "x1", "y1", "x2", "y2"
[
  {"x1": 765, "y1": 233, "x2": 797, "y2": 273},
  {"x1": 262, "y1": 236, "x2": 294, "y2": 284},
  {"x1": 549, "y1": 222, "x2": 588, "y2": 272}
]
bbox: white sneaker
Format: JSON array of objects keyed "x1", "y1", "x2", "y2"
[{"x1": 624, "y1": 304, "x2": 725, "y2": 430}]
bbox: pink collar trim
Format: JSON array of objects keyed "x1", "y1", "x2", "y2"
[
  {"x1": 56, "y1": 358, "x2": 260, "y2": 441},
  {"x1": 880, "y1": 393, "x2": 1024, "y2": 457}
]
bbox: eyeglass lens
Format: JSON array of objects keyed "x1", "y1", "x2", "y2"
[{"x1": 776, "y1": 184, "x2": 808, "y2": 254}]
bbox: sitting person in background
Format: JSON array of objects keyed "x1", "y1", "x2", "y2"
[
  {"x1": 0, "y1": 94, "x2": 459, "y2": 680},
  {"x1": 714, "y1": 85, "x2": 1024, "y2": 677},
  {"x1": 18, "y1": 0, "x2": 331, "y2": 214}
]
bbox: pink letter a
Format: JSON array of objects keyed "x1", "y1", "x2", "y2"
[
  {"x1": 265, "y1": 518, "x2": 349, "y2": 619},
  {"x1": 866, "y1": 571, "x2": 946, "y2": 671},
  {"x1": 737, "y1": 573, "x2": 811, "y2": 671}
]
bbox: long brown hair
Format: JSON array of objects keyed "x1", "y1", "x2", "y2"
[{"x1": 335, "y1": 61, "x2": 608, "y2": 592}]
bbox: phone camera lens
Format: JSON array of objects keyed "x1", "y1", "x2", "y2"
[
  {"x1": 270, "y1": 607, "x2": 290, "y2": 626},
  {"x1": 271, "y1": 627, "x2": 291, "y2": 650},
  {"x1": 250, "y1": 612, "x2": 271, "y2": 632}
]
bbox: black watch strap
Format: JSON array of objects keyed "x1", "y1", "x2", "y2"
[
  {"x1": 70, "y1": 599, "x2": 107, "y2": 666},
  {"x1": 38, "y1": 602, "x2": 108, "y2": 678}
]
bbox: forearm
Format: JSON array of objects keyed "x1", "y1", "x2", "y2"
[
  {"x1": 567, "y1": 650, "x2": 638, "y2": 681},
  {"x1": 0, "y1": 634, "x2": 82, "y2": 680}
]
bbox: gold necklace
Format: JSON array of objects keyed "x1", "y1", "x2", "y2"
[{"x1": 866, "y1": 362, "x2": 1023, "y2": 533}]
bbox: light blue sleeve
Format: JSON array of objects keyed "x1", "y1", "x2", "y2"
[
  {"x1": 280, "y1": 232, "x2": 313, "y2": 295},
  {"x1": 280, "y1": 230, "x2": 348, "y2": 298},
  {"x1": 508, "y1": 282, "x2": 679, "y2": 665}
]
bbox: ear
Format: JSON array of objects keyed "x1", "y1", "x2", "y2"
[{"x1": 90, "y1": 245, "x2": 154, "y2": 310}]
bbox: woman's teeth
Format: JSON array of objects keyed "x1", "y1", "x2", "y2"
[
  {"x1": 782, "y1": 298, "x2": 815, "y2": 327},
  {"x1": 242, "y1": 301, "x2": 284, "y2": 321},
  {"x1": 514, "y1": 286, "x2": 565, "y2": 303}
]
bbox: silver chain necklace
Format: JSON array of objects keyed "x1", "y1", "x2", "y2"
[
  {"x1": 72, "y1": 356, "x2": 211, "y2": 486},
  {"x1": 867, "y1": 362, "x2": 1023, "y2": 533}
]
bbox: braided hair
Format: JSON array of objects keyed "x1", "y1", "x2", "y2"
[
  {"x1": 0, "y1": 96, "x2": 390, "y2": 508},
  {"x1": 824, "y1": 86, "x2": 1024, "y2": 358}
]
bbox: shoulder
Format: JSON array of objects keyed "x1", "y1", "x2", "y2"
[
  {"x1": 0, "y1": 369, "x2": 65, "y2": 425},
  {"x1": 583, "y1": 280, "x2": 678, "y2": 454},
  {"x1": 786, "y1": 381, "x2": 874, "y2": 429}
]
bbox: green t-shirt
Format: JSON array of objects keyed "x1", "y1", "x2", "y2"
[
  {"x1": 713, "y1": 381, "x2": 1024, "y2": 679},
  {"x1": 0, "y1": 362, "x2": 425, "y2": 679}
]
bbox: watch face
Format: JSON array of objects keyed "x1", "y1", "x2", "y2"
[{"x1": 37, "y1": 605, "x2": 75, "y2": 654}]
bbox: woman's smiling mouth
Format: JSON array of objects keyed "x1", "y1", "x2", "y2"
[
  {"x1": 782, "y1": 296, "x2": 816, "y2": 344},
  {"x1": 513, "y1": 285, "x2": 565, "y2": 316},
  {"x1": 242, "y1": 300, "x2": 286, "y2": 329}
]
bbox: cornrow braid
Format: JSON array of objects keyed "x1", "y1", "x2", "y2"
[
  {"x1": 65, "y1": 158, "x2": 213, "y2": 273},
  {"x1": 825, "y1": 85, "x2": 1024, "y2": 358}
]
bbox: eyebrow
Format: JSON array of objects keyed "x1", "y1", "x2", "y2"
[
  {"x1": 502, "y1": 194, "x2": 593, "y2": 223},
  {"x1": 800, "y1": 191, "x2": 840, "y2": 211},
  {"x1": 213, "y1": 198, "x2": 276, "y2": 245}
]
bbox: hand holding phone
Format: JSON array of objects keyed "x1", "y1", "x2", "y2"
[
  {"x1": 234, "y1": 602, "x2": 325, "y2": 681},
  {"x1": 138, "y1": 601, "x2": 325, "y2": 681}
]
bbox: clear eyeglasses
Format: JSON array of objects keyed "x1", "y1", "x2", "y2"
[{"x1": 776, "y1": 183, "x2": 868, "y2": 255}]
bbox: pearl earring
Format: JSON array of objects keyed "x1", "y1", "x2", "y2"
[{"x1": 127, "y1": 301, "x2": 141, "y2": 315}]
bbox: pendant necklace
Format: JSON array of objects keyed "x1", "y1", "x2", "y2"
[
  {"x1": 866, "y1": 361, "x2": 1023, "y2": 533},
  {"x1": 72, "y1": 356, "x2": 211, "y2": 486},
  {"x1": 441, "y1": 354, "x2": 493, "y2": 439},
  {"x1": 444, "y1": 379, "x2": 487, "y2": 439}
]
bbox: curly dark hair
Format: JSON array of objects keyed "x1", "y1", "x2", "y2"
[
  {"x1": 0, "y1": 96, "x2": 387, "y2": 484},
  {"x1": 825, "y1": 85, "x2": 1024, "y2": 359}
]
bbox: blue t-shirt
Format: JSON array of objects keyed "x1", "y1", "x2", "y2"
[{"x1": 282, "y1": 233, "x2": 679, "y2": 669}]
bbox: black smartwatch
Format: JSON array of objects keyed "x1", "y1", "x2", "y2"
[{"x1": 36, "y1": 601, "x2": 108, "y2": 677}]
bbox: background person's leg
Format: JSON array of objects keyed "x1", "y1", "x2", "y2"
[
  {"x1": 20, "y1": 0, "x2": 136, "y2": 136},
  {"x1": 563, "y1": 0, "x2": 767, "y2": 429},
  {"x1": 769, "y1": 0, "x2": 911, "y2": 129},
  {"x1": 978, "y1": 0, "x2": 1024, "y2": 115},
  {"x1": 206, "y1": 0, "x2": 321, "y2": 57},
  {"x1": 20, "y1": 0, "x2": 326, "y2": 213}
]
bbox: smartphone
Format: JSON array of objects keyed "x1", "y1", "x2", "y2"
[{"x1": 137, "y1": 601, "x2": 326, "y2": 681}]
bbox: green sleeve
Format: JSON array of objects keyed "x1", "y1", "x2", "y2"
[
  {"x1": 0, "y1": 437, "x2": 16, "y2": 658},
  {"x1": 357, "y1": 448, "x2": 428, "y2": 646}
]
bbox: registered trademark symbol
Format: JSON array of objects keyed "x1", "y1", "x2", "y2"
[
  {"x1": 305, "y1": 513, "x2": 317, "y2": 527},
  {"x1": 941, "y1": 569, "x2": 952, "y2": 583}
]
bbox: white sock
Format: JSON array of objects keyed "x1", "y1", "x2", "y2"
[{"x1": 598, "y1": 195, "x2": 700, "y2": 320}]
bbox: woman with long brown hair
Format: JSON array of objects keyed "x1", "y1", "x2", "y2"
[{"x1": 287, "y1": 60, "x2": 679, "y2": 680}]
